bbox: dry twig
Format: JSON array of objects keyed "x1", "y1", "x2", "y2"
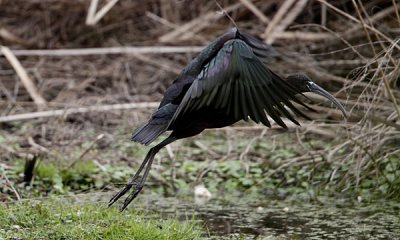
[
  {"x1": 158, "y1": 2, "x2": 242, "y2": 42},
  {"x1": 1, "y1": 46, "x2": 204, "y2": 57},
  {"x1": 263, "y1": 0, "x2": 296, "y2": 41},
  {"x1": 2, "y1": 173, "x2": 21, "y2": 201},
  {"x1": 86, "y1": 0, "x2": 120, "y2": 26},
  {"x1": 317, "y1": 0, "x2": 400, "y2": 51},
  {"x1": 239, "y1": 0, "x2": 269, "y2": 24},
  {"x1": 0, "y1": 28, "x2": 34, "y2": 47},
  {"x1": 0, "y1": 102, "x2": 159, "y2": 122},
  {"x1": 1, "y1": 46, "x2": 46, "y2": 107},
  {"x1": 263, "y1": 0, "x2": 310, "y2": 44}
]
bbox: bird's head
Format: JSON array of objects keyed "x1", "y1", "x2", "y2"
[{"x1": 286, "y1": 74, "x2": 348, "y2": 118}]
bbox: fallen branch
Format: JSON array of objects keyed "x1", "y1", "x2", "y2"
[
  {"x1": 0, "y1": 102, "x2": 159, "y2": 122},
  {"x1": 1, "y1": 46, "x2": 204, "y2": 57},
  {"x1": 1, "y1": 46, "x2": 46, "y2": 107}
]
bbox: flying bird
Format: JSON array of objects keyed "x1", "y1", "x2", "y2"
[{"x1": 109, "y1": 28, "x2": 347, "y2": 210}]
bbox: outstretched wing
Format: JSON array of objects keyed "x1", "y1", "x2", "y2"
[
  {"x1": 237, "y1": 30, "x2": 277, "y2": 65},
  {"x1": 168, "y1": 39, "x2": 309, "y2": 128}
]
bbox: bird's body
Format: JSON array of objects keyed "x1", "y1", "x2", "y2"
[
  {"x1": 109, "y1": 28, "x2": 347, "y2": 210},
  {"x1": 132, "y1": 29, "x2": 309, "y2": 145}
]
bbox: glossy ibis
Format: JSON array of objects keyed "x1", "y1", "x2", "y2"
[{"x1": 109, "y1": 28, "x2": 347, "y2": 210}]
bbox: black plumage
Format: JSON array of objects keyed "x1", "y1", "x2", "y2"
[{"x1": 109, "y1": 28, "x2": 347, "y2": 210}]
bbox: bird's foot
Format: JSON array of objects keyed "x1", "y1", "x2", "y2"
[
  {"x1": 120, "y1": 184, "x2": 144, "y2": 211},
  {"x1": 108, "y1": 176, "x2": 141, "y2": 209}
]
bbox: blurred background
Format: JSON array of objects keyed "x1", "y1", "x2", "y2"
[{"x1": 0, "y1": 0, "x2": 399, "y2": 238}]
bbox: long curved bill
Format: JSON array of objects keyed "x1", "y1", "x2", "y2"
[{"x1": 306, "y1": 82, "x2": 348, "y2": 118}]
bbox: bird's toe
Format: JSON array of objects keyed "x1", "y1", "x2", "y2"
[
  {"x1": 108, "y1": 183, "x2": 134, "y2": 207},
  {"x1": 120, "y1": 184, "x2": 144, "y2": 211}
]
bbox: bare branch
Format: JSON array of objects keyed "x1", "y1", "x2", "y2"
[
  {"x1": 264, "y1": 0, "x2": 309, "y2": 44},
  {"x1": 158, "y1": 2, "x2": 242, "y2": 42},
  {"x1": 86, "y1": 0, "x2": 119, "y2": 25},
  {"x1": 1, "y1": 46, "x2": 204, "y2": 57},
  {"x1": 0, "y1": 102, "x2": 159, "y2": 122},
  {"x1": 316, "y1": 0, "x2": 400, "y2": 51},
  {"x1": 1, "y1": 46, "x2": 46, "y2": 107},
  {"x1": 263, "y1": 0, "x2": 296, "y2": 41},
  {"x1": 239, "y1": 0, "x2": 269, "y2": 24}
]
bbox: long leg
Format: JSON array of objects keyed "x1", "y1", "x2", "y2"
[
  {"x1": 108, "y1": 142, "x2": 157, "y2": 206},
  {"x1": 109, "y1": 135, "x2": 177, "y2": 210}
]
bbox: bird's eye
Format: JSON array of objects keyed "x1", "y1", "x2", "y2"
[{"x1": 305, "y1": 81, "x2": 315, "y2": 91}]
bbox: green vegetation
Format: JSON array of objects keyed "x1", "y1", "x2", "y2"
[
  {"x1": 0, "y1": 200, "x2": 201, "y2": 240},
  {"x1": 2, "y1": 129, "x2": 399, "y2": 203},
  {"x1": 1, "y1": 126, "x2": 399, "y2": 239}
]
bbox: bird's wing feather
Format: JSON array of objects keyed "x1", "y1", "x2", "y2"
[
  {"x1": 238, "y1": 30, "x2": 277, "y2": 64},
  {"x1": 168, "y1": 39, "x2": 307, "y2": 128}
]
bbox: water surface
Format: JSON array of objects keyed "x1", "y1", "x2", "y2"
[{"x1": 137, "y1": 193, "x2": 400, "y2": 239}]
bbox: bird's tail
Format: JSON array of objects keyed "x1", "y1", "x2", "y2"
[
  {"x1": 131, "y1": 122, "x2": 168, "y2": 146},
  {"x1": 131, "y1": 103, "x2": 177, "y2": 145}
]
